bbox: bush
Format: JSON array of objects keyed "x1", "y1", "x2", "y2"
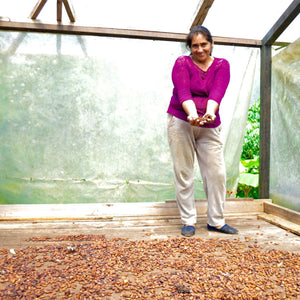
[{"x1": 237, "y1": 99, "x2": 260, "y2": 198}]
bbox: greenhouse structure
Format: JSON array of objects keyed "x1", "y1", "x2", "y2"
[
  {"x1": 0, "y1": 0, "x2": 299, "y2": 298},
  {"x1": 0, "y1": 0, "x2": 299, "y2": 219}
]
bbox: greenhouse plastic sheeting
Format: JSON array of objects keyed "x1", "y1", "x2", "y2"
[
  {"x1": 270, "y1": 38, "x2": 300, "y2": 212},
  {"x1": 0, "y1": 32, "x2": 258, "y2": 204}
]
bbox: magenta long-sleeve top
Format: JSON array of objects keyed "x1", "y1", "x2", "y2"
[{"x1": 167, "y1": 55, "x2": 230, "y2": 128}]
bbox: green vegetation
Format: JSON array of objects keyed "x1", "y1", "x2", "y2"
[{"x1": 237, "y1": 99, "x2": 260, "y2": 198}]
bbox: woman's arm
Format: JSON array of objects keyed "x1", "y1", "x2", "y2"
[
  {"x1": 204, "y1": 59, "x2": 230, "y2": 123},
  {"x1": 172, "y1": 57, "x2": 203, "y2": 125},
  {"x1": 183, "y1": 100, "x2": 209, "y2": 126},
  {"x1": 203, "y1": 99, "x2": 219, "y2": 123},
  {"x1": 182, "y1": 100, "x2": 197, "y2": 118}
]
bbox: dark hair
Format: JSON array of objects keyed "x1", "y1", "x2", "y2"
[{"x1": 186, "y1": 25, "x2": 213, "y2": 49}]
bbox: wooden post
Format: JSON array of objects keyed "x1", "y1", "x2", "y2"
[{"x1": 259, "y1": 44, "x2": 271, "y2": 199}]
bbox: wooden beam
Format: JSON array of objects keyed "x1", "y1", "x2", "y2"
[
  {"x1": 0, "y1": 21, "x2": 262, "y2": 47},
  {"x1": 259, "y1": 44, "x2": 272, "y2": 199},
  {"x1": 29, "y1": 0, "x2": 48, "y2": 19},
  {"x1": 213, "y1": 35, "x2": 261, "y2": 47},
  {"x1": 57, "y1": 0, "x2": 63, "y2": 22},
  {"x1": 190, "y1": 0, "x2": 215, "y2": 29},
  {"x1": 262, "y1": 0, "x2": 300, "y2": 46},
  {"x1": 62, "y1": 0, "x2": 76, "y2": 23}
]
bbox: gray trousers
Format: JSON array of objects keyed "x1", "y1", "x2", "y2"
[{"x1": 167, "y1": 114, "x2": 226, "y2": 227}]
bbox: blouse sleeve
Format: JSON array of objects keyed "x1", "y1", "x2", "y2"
[
  {"x1": 208, "y1": 59, "x2": 230, "y2": 104},
  {"x1": 171, "y1": 56, "x2": 193, "y2": 104}
]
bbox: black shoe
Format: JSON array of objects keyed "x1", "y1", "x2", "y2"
[
  {"x1": 207, "y1": 224, "x2": 238, "y2": 234},
  {"x1": 181, "y1": 225, "x2": 196, "y2": 237}
]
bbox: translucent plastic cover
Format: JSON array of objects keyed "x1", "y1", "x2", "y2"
[
  {"x1": 0, "y1": 32, "x2": 258, "y2": 203},
  {"x1": 270, "y1": 38, "x2": 300, "y2": 212}
]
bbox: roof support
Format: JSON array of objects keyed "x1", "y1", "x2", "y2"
[
  {"x1": 190, "y1": 0, "x2": 215, "y2": 29},
  {"x1": 259, "y1": 0, "x2": 300, "y2": 199},
  {"x1": 57, "y1": 0, "x2": 63, "y2": 22},
  {"x1": 262, "y1": 0, "x2": 300, "y2": 45},
  {"x1": 30, "y1": 0, "x2": 75, "y2": 23},
  {"x1": 0, "y1": 21, "x2": 261, "y2": 47},
  {"x1": 61, "y1": 0, "x2": 75, "y2": 23},
  {"x1": 29, "y1": 0, "x2": 48, "y2": 19}
]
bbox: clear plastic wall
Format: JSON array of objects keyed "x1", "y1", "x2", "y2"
[
  {"x1": 0, "y1": 31, "x2": 259, "y2": 204},
  {"x1": 270, "y1": 38, "x2": 300, "y2": 212}
]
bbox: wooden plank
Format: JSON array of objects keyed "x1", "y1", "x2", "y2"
[
  {"x1": 262, "y1": 0, "x2": 300, "y2": 46},
  {"x1": 0, "y1": 199, "x2": 270, "y2": 221},
  {"x1": 258, "y1": 213, "x2": 300, "y2": 236},
  {"x1": 0, "y1": 20, "x2": 262, "y2": 47},
  {"x1": 57, "y1": 0, "x2": 63, "y2": 22},
  {"x1": 190, "y1": 0, "x2": 215, "y2": 29},
  {"x1": 259, "y1": 44, "x2": 271, "y2": 199},
  {"x1": 29, "y1": 0, "x2": 48, "y2": 20},
  {"x1": 62, "y1": 0, "x2": 76, "y2": 23},
  {"x1": 264, "y1": 202, "x2": 300, "y2": 225}
]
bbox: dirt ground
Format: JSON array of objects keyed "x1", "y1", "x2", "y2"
[{"x1": 0, "y1": 216, "x2": 299, "y2": 299}]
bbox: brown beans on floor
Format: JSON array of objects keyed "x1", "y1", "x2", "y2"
[{"x1": 0, "y1": 234, "x2": 299, "y2": 299}]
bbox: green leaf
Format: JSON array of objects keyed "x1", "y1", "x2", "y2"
[
  {"x1": 238, "y1": 173, "x2": 259, "y2": 187},
  {"x1": 240, "y1": 156, "x2": 259, "y2": 168}
]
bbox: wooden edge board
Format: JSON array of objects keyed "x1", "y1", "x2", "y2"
[
  {"x1": 258, "y1": 213, "x2": 300, "y2": 236},
  {"x1": 0, "y1": 212, "x2": 260, "y2": 223},
  {"x1": 0, "y1": 199, "x2": 269, "y2": 221},
  {"x1": 264, "y1": 201, "x2": 300, "y2": 225}
]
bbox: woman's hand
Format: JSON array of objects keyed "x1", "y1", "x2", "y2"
[
  {"x1": 204, "y1": 100, "x2": 218, "y2": 123},
  {"x1": 188, "y1": 115, "x2": 207, "y2": 126},
  {"x1": 203, "y1": 113, "x2": 216, "y2": 123},
  {"x1": 184, "y1": 99, "x2": 217, "y2": 126}
]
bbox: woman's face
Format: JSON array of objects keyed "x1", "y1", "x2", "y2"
[{"x1": 190, "y1": 33, "x2": 212, "y2": 63}]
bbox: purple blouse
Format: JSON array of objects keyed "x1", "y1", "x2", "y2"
[{"x1": 167, "y1": 55, "x2": 230, "y2": 128}]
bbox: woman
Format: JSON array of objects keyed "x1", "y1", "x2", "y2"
[{"x1": 167, "y1": 25, "x2": 238, "y2": 237}]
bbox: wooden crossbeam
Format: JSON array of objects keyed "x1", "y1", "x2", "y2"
[
  {"x1": 0, "y1": 20, "x2": 262, "y2": 47},
  {"x1": 190, "y1": 0, "x2": 215, "y2": 29},
  {"x1": 29, "y1": 0, "x2": 48, "y2": 19}
]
